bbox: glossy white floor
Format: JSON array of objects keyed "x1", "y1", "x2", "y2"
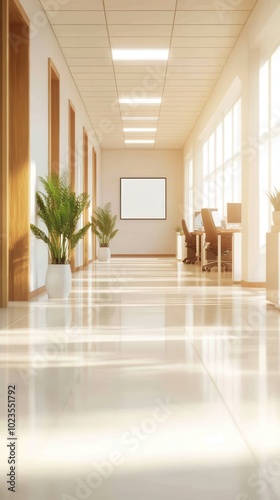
[{"x1": 1, "y1": 258, "x2": 280, "y2": 500}]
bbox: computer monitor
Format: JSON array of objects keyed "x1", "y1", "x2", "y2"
[
  {"x1": 227, "y1": 203, "x2": 242, "y2": 224},
  {"x1": 193, "y1": 211, "x2": 203, "y2": 229}
]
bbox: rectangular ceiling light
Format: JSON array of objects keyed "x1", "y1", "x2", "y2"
[
  {"x1": 112, "y1": 49, "x2": 169, "y2": 61},
  {"x1": 119, "y1": 98, "x2": 161, "y2": 104},
  {"x1": 123, "y1": 128, "x2": 157, "y2": 132},
  {"x1": 122, "y1": 117, "x2": 158, "y2": 121},
  {"x1": 125, "y1": 140, "x2": 155, "y2": 144}
]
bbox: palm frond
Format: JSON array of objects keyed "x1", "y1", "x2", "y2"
[
  {"x1": 91, "y1": 202, "x2": 118, "y2": 247},
  {"x1": 30, "y1": 173, "x2": 91, "y2": 263},
  {"x1": 265, "y1": 187, "x2": 280, "y2": 210}
]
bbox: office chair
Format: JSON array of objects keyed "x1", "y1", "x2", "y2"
[
  {"x1": 181, "y1": 219, "x2": 197, "y2": 264},
  {"x1": 201, "y1": 209, "x2": 232, "y2": 272}
]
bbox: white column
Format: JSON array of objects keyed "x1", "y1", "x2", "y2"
[{"x1": 242, "y1": 49, "x2": 265, "y2": 284}]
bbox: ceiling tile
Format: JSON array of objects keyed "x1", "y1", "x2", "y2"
[
  {"x1": 84, "y1": 96, "x2": 117, "y2": 104},
  {"x1": 115, "y1": 65, "x2": 166, "y2": 74},
  {"x1": 116, "y1": 83, "x2": 164, "y2": 90},
  {"x1": 177, "y1": 0, "x2": 257, "y2": 9},
  {"x1": 173, "y1": 25, "x2": 244, "y2": 36},
  {"x1": 168, "y1": 57, "x2": 227, "y2": 67},
  {"x1": 110, "y1": 37, "x2": 170, "y2": 48},
  {"x1": 63, "y1": 48, "x2": 111, "y2": 58},
  {"x1": 75, "y1": 83, "x2": 116, "y2": 89},
  {"x1": 40, "y1": 0, "x2": 104, "y2": 9},
  {"x1": 106, "y1": 11, "x2": 174, "y2": 24},
  {"x1": 58, "y1": 37, "x2": 110, "y2": 48},
  {"x1": 104, "y1": 0, "x2": 176, "y2": 10},
  {"x1": 47, "y1": 11, "x2": 106, "y2": 24},
  {"x1": 164, "y1": 89, "x2": 209, "y2": 98},
  {"x1": 170, "y1": 47, "x2": 231, "y2": 58},
  {"x1": 53, "y1": 25, "x2": 107, "y2": 37},
  {"x1": 164, "y1": 84, "x2": 213, "y2": 91},
  {"x1": 165, "y1": 75, "x2": 217, "y2": 82},
  {"x1": 108, "y1": 25, "x2": 172, "y2": 37},
  {"x1": 175, "y1": 10, "x2": 250, "y2": 25},
  {"x1": 83, "y1": 96, "x2": 118, "y2": 102},
  {"x1": 69, "y1": 66, "x2": 114, "y2": 74},
  {"x1": 73, "y1": 73, "x2": 115, "y2": 80},
  {"x1": 167, "y1": 66, "x2": 221, "y2": 74},
  {"x1": 171, "y1": 37, "x2": 237, "y2": 48},
  {"x1": 115, "y1": 73, "x2": 158, "y2": 80},
  {"x1": 66, "y1": 58, "x2": 113, "y2": 66}
]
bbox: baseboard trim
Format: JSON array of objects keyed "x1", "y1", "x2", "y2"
[
  {"x1": 29, "y1": 285, "x2": 46, "y2": 299},
  {"x1": 111, "y1": 254, "x2": 176, "y2": 258},
  {"x1": 241, "y1": 280, "x2": 266, "y2": 288}
]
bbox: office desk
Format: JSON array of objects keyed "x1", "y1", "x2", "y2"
[
  {"x1": 193, "y1": 229, "x2": 242, "y2": 282},
  {"x1": 217, "y1": 229, "x2": 241, "y2": 281},
  {"x1": 192, "y1": 230, "x2": 204, "y2": 262}
]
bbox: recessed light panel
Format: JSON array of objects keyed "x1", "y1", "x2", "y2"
[
  {"x1": 119, "y1": 98, "x2": 161, "y2": 104},
  {"x1": 112, "y1": 49, "x2": 169, "y2": 61},
  {"x1": 123, "y1": 128, "x2": 157, "y2": 132},
  {"x1": 122, "y1": 117, "x2": 158, "y2": 121},
  {"x1": 125, "y1": 140, "x2": 155, "y2": 144}
]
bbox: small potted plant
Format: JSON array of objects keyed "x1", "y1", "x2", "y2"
[
  {"x1": 175, "y1": 225, "x2": 183, "y2": 236},
  {"x1": 265, "y1": 187, "x2": 280, "y2": 227},
  {"x1": 174, "y1": 225, "x2": 184, "y2": 260},
  {"x1": 30, "y1": 172, "x2": 91, "y2": 298},
  {"x1": 91, "y1": 202, "x2": 118, "y2": 261}
]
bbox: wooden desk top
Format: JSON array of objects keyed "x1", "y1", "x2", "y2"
[
  {"x1": 193, "y1": 228, "x2": 241, "y2": 235},
  {"x1": 218, "y1": 228, "x2": 241, "y2": 234}
]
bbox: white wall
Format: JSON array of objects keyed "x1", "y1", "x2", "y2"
[
  {"x1": 101, "y1": 150, "x2": 184, "y2": 255},
  {"x1": 20, "y1": 0, "x2": 101, "y2": 292},
  {"x1": 183, "y1": 0, "x2": 280, "y2": 284}
]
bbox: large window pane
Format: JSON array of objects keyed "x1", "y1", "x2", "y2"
[
  {"x1": 258, "y1": 46, "x2": 280, "y2": 235},
  {"x1": 233, "y1": 99, "x2": 241, "y2": 155},
  {"x1": 259, "y1": 143, "x2": 270, "y2": 245},
  {"x1": 224, "y1": 109, "x2": 233, "y2": 162},
  {"x1": 209, "y1": 133, "x2": 215, "y2": 173},
  {"x1": 201, "y1": 99, "x2": 241, "y2": 218},
  {"x1": 271, "y1": 46, "x2": 280, "y2": 128},
  {"x1": 216, "y1": 122, "x2": 223, "y2": 167},
  {"x1": 259, "y1": 61, "x2": 269, "y2": 132}
]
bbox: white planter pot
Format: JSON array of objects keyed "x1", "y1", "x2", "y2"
[
  {"x1": 273, "y1": 211, "x2": 280, "y2": 226},
  {"x1": 98, "y1": 247, "x2": 110, "y2": 262},
  {"x1": 176, "y1": 234, "x2": 185, "y2": 260},
  {"x1": 45, "y1": 264, "x2": 72, "y2": 299}
]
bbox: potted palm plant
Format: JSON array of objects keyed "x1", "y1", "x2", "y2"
[
  {"x1": 91, "y1": 202, "x2": 118, "y2": 261},
  {"x1": 174, "y1": 225, "x2": 184, "y2": 260},
  {"x1": 30, "y1": 172, "x2": 91, "y2": 298},
  {"x1": 265, "y1": 187, "x2": 280, "y2": 227}
]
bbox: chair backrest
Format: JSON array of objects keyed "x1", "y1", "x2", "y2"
[
  {"x1": 181, "y1": 219, "x2": 193, "y2": 245},
  {"x1": 201, "y1": 209, "x2": 218, "y2": 247}
]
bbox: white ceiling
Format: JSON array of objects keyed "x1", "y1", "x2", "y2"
[{"x1": 40, "y1": 0, "x2": 258, "y2": 150}]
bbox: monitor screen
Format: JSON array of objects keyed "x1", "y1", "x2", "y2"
[
  {"x1": 194, "y1": 211, "x2": 203, "y2": 228},
  {"x1": 227, "y1": 203, "x2": 242, "y2": 224},
  {"x1": 211, "y1": 209, "x2": 222, "y2": 228}
]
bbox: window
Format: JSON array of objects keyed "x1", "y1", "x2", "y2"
[
  {"x1": 259, "y1": 45, "x2": 280, "y2": 243},
  {"x1": 202, "y1": 98, "x2": 242, "y2": 220},
  {"x1": 184, "y1": 156, "x2": 193, "y2": 229}
]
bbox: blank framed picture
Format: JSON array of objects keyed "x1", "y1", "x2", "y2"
[{"x1": 120, "y1": 177, "x2": 167, "y2": 220}]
